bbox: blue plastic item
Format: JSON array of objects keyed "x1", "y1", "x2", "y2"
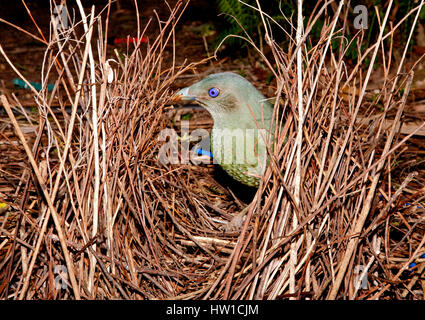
[{"x1": 13, "y1": 78, "x2": 54, "y2": 92}]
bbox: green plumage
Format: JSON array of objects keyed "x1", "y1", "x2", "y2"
[{"x1": 176, "y1": 72, "x2": 274, "y2": 187}]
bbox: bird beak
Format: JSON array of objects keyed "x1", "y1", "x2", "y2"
[{"x1": 173, "y1": 87, "x2": 197, "y2": 102}]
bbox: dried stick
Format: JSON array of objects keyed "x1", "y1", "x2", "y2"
[
  {"x1": 76, "y1": 1, "x2": 99, "y2": 296},
  {"x1": 1, "y1": 95, "x2": 81, "y2": 299},
  {"x1": 290, "y1": 0, "x2": 304, "y2": 299}
]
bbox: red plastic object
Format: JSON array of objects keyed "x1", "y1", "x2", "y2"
[{"x1": 112, "y1": 37, "x2": 148, "y2": 45}]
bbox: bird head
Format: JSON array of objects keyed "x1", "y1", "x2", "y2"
[{"x1": 174, "y1": 72, "x2": 273, "y2": 127}]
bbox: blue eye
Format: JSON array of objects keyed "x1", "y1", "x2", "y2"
[{"x1": 208, "y1": 87, "x2": 219, "y2": 98}]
